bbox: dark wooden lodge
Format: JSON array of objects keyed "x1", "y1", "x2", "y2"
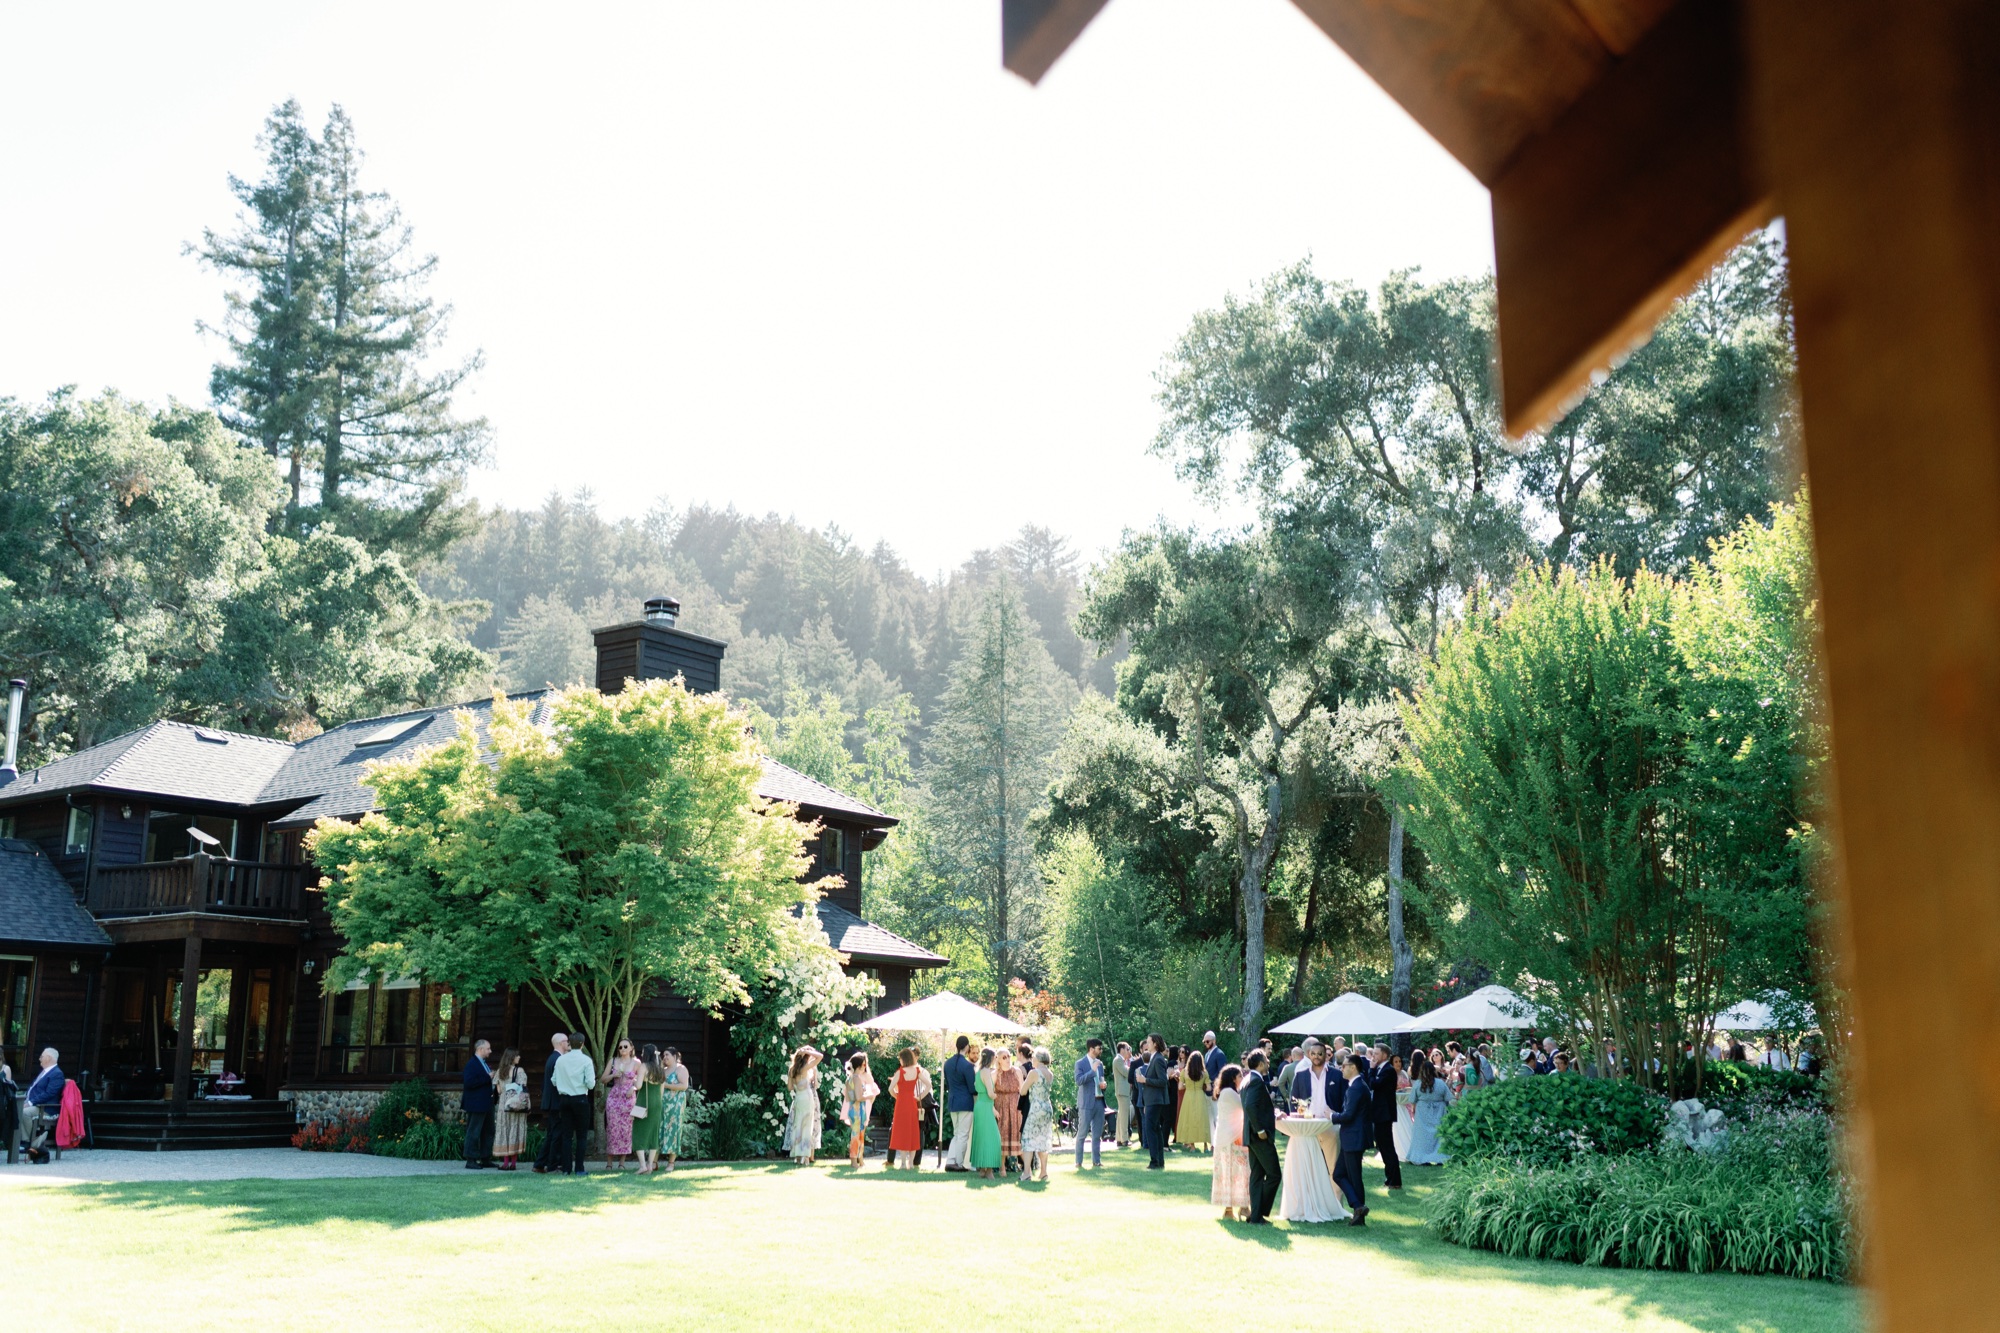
[{"x1": 0, "y1": 601, "x2": 942, "y2": 1147}]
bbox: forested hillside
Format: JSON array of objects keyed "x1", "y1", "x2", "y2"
[{"x1": 436, "y1": 498, "x2": 1118, "y2": 759}]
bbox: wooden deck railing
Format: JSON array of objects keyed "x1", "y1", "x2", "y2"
[{"x1": 88, "y1": 853, "x2": 310, "y2": 917}]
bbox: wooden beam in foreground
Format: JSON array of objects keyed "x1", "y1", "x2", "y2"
[
  {"x1": 1748, "y1": 2, "x2": 2000, "y2": 1324},
  {"x1": 1288, "y1": 0, "x2": 1609, "y2": 186},
  {"x1": 1491, "y1": 0, "x2": 1771, "y2": 436},
  {"x1": 1002, "y1": 0, "x2": 1111, "y2": 86}
]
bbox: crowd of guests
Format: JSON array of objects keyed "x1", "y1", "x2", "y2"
[
  {"x1": 313, "y1": 1013, "x2": 1829, "y2": 1186},
  {"x1": 453, "y1": 1031, "x2": 691, "y2": 1176}
]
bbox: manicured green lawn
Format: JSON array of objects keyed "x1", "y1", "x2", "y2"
[{"x1": 12, "y1": 1151, "x2": 1859, "y2": 1331}]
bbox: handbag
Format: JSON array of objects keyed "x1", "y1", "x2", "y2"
[
  {"x1": 632, "y1": 1103, "x2": 648, "y2": 1119},
  {"x1": 501, "y1": 1083, "x2": 530, "y2": 1113}
]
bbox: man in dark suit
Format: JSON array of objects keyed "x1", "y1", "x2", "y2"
[
  {"x1": 1329, "y1": 1052, "x2": 1372, "y2": 1225},
  {"x1": 461, "y1": 1038, "x2": 496, "y2": 1168},
  {"x1": 1133, "y1": 1033, "x2": 1171, "y2": 1169},
  {"x1": 532, "y1": 1032, "x2": 568, "y2": 1174},
  {"x1": 1238, "y1": 1049, "x2": 1282, "y2": 1224},
  {"x1": 1365, "y1": 1042, "x2": 1403, "y2": 1189}
]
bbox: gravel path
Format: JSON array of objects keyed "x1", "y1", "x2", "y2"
[{"x1": 0, "y1": 1147, "x2": 468, "y2": 1185}]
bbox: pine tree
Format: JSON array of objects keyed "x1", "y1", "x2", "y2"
[
  {"x1": 311, "y1": 107, "x2": 486, "y2": 560},
  {"x1": 195, "y1": 100, "x2": 323, "y2": 520},
  {"x1": 924, "y1": 582, "x2": 1077, "y2": 1008},
  {"x1": 196, "y1": 101, "x2": 486, "y2": 563}
]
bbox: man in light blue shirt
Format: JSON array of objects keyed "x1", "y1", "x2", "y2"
[{"x1": 549, "y1": 1039, "x2": 597, "y2": 1175}]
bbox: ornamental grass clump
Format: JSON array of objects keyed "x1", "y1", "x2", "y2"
[
  {"x1": 1428, "y1": 1109, "x2": 1852, "y2": 1282},
  {"x1": 1439, "y1": 1074, "x2": 1667, "y2": 1166}
]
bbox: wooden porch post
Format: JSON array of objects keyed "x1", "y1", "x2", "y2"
[
  {"x1": 171, "y1": 930, "x2": 202, "y2": 1110},
  {"x1": 1747, "y1": 3, "x2": 2000, "y2": 1322}
]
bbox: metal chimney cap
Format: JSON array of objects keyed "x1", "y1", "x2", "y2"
[{"x1": 643, "y1": 596, "x2": 681, "y2": 626}]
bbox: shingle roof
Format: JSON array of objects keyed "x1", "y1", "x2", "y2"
[
  {"x1": 0, "y1": 720, "x2": 294, "y2": 809},
  {"x1": 0, "y1": 839, "x2": 110, "y2": 950},
  {"x1": 813, "y1": 900, "x2": 946, "y2": 967},
  {"x1": 261, "y1": 694, "x2": 555, "y2": 830},
  {"x1": 758, "y1": 759, "x2": 895, "y2": 823},
  {"x1": 0, "y1": 693, "x2": 896, "y2": 835}
]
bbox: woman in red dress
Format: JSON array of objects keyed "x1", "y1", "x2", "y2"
[{"x1": 887, "y1": 1047, "x2": 930, "y2": 1170}]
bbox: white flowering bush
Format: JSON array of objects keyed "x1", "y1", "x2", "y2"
[
  {"x1": 730, "y1": 908, "x2": 882, "y2": 1152},
  {"x1": 1665, "y1": 1098, "x2": 1730, "y2": 1153}
]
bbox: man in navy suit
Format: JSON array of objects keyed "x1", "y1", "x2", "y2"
[
  {"x1": 1073, "y1": 1038, "x2": 1106, "y2": 1168},
  {"x1": 943, "y1": 1035, "x2": 978, "y2": 1171},
  {"x1": 22, "y1": 1048, "x2": 64, "y2": 1164},
  {"x1": 1290, "y1": 1039, "x2": 1339, "y2": 1117},
  {"x1": 461, "y1": 1038, "x2": 496, "y2": 1168},
  {"x1": 1329, "y1": 1052, "x2": 1372, "y2": 1225}
]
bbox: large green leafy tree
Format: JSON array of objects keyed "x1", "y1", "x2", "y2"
[
  {"x1": 310, "y1": 680, "x2": 834, "y2": 1067},
  {"x1": 0, "y1": 391, "x2": 486, "y2": 757},
  {"x1": 0, "y1": 392, "x2": 272, "y2": 754},
  {"x1": 197, "y1": 100, "x2": 487, "y2": 563},
  {"x1": 1077, "y1": 523, "x2": 1370, "y2": 1037},
  {"x1": 1392, "y1": 501, "x2": 1818, "y2": 1090},
  {"x1": 1150, "y1": 240, "x2": 1795, "y2": 1020}
]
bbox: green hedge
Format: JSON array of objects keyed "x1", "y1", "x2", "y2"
[
  {"x1": 1693, "y1": 1062, "x2": 1828, "y2": 1119},
  {"x1": 692, "y1": 1089, "x2": 774, "y2": 1160},
  {"x1": 1440, "y1": 1074, "x2": 1666, "y2": 1165},
  {"x1": 1428, "y1": 1110, "x2": 1851, "y2": 1282}
]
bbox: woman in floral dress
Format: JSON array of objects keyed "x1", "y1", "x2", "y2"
[
  {"x1": 782, "y1": 1045, "x2": 824, "y2": 1165},
  {"x1": 993, "y1": 1049, "x2": 1023, "y2": 1177},
  {"x1": 844, "y1": 1052, "x2": 880, "y2": 1169},
  {"x1": 600, "y1": 1038, "x2": 641, "y2": 1168},
  {"x1": 658, "y1": 1046, "x2": 690, "y2": 1170},
  {"x1": 1020, "y1": 1047, "x2": 1056, "y2": 1182},
  {"x1": 492, "y1": 1048, "x2": 530, "y2": 1170}
]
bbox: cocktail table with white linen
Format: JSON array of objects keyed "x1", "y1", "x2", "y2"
[{"x1": 1275, "y1": 1116, "x2": 1350, "y2": 1223}]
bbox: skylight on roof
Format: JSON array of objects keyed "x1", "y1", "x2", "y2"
[
  {"x1": 191, "y1": 727, "x2": 230, "y2": 744},
  {"x1": 353, "y1": 717, "x2": 429, "y2": 748}
]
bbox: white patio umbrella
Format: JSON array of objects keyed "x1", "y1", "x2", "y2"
[
  {"x1": 1271, "y1": 991, "x2": 1413, "y2": 1036},
  {"x1": 860, "y1": 990, "x2": 1029, "y2": 1165},
  {"x1": 1396, "y1": 984, "x2": 1539, "y2": 1033},
  {"x1": 1712, "y1": 991, "x2": 1815, "y2": 1032}
]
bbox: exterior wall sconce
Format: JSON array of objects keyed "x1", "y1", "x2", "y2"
[
  {"x1": 69, "y1": 958, "x2": 80, "y2": 974},
  {"x1": 303, "y1": 958, "x2": 316, "y2": 976}
]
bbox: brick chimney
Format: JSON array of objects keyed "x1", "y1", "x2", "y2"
[{"x1": 591, "y1": 597, "x2": 726, "y2": 696}]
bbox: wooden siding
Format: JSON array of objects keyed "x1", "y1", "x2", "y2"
[
  {"x1": 95, "y1": 801, "x2": 146, "y2": 867},
  {"x1": 30, "y1": 957, "x2": 90, "y2": 1064}
]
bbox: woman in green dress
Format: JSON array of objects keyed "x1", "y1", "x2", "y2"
[
  {"x1": 969, "y1": 1046, "x2": 1002, "y2": 1179},
  {"x1": 632, "y1": 1045, "x2": 665, "y2": 1174},
  {"x1": 658, "y1": 1046, "x2": 690, "y2": 1171}
]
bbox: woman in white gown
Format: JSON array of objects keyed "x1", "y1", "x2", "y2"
[
  {"x1": 1390, "y1": 1052, "x2": 1415, "y2": 1163},
  {"x1": 1209, "y1": 1065, "x2": 1250, "y2": 1220},
  {"x1": 781, "y1": 1045, "x2": 824, "y2": 1165},
  {"x1": 1405, "y1": 1052, "x2": 1455, "y2": 1165}
]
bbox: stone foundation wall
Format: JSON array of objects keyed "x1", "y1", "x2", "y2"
[{"x1": 281, "y1": 1088, "x2": 465, "y2": 1124}]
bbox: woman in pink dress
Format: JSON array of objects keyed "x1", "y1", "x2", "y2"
[{"x1": 600, "y1": 1037, "x2": 641, "y2": 1168}]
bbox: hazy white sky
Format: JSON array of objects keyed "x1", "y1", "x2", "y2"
[{"x1": 0, "y1": 1, "x2": 1491, "y2": 575}]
